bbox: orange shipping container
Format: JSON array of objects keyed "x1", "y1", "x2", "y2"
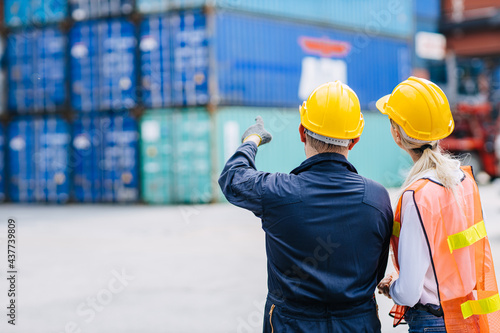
[
  {"x1": 443, "y1": 0, "x2": 500, "y2": 12},
  {"x1": 447, "y1": 30, "x2": 500, "y2": 56}
]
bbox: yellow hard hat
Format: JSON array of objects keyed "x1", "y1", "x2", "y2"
[
  {"x1": 376, "y1": 77, "x2": 454, "y2": 141},
  {"x1": 300, "y1": 81, "x2": 364, "y2": 143}
]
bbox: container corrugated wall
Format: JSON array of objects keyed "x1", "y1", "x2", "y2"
[
  {"x1": 214, "y1": 11, "x2": 411, "y2": 109},
  {"x1": 7, "y1": 27, "x2": 66, "y2": 113},
  {"x1": 138, "y1": 10, "x2": 411, "y2": 110},
  {"x1": 0, "y1": 37, "x2": 5, "y2": 114},
  {"x1": 214, "y1": 107, "x2": 304, "y2": 201},
  {"x1": 349, "y1": 113, "x2": 412, "y2": 188},
  {"x1": 72, "y1": 114, "x2": 139, "y2": 202},
  {"x1": 215, "y1": 107, "x2": 303, "y2": 174},
  {"x1": 139, "y1": 11, "x2": 209, "y2": 108},
  {"x1": 5, "y1": 0, "x2": 67, "y2": 26},
  {"x1": 416, "y1": 18, "x2": 440, "y2": 34},
  {"x1": 140, "y1": 109, "x2": 212, "y2": 204},
  {"x1": 8, "y1": 116, "x2": 70, "y2": 203},
  {"x1": 0, "y1": 125, "x2": 5, "y2": 202},
  {"x1": 416, "y1": 0, "x2": 441, "y2": 19},
  {"x1": 170, "y1": 11, "x2": 209, "y2": 106},
  {"x1": 70, "y1": 19, "x2": 137, "y2": 112},
  {"x1": 70, "y1": 0, "x2": 133, "y2": 21},
  {"x1": 140, "y1": 15, "x2": 173, "y2": 108},
  {"x1": 137, "y1": 0, "x2": 413, "y2": 38}
]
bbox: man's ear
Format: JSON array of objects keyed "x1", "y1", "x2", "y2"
[
  {"x1": 299, "y1": 124, "x2": 306, "y2": 143},
  {"x1": 348, "y1": 137, "x2": 360, "y2": 150}
]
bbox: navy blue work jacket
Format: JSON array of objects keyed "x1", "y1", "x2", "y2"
[{"x1": 219, "y1": 142, "x2": 393, "y2": 308}]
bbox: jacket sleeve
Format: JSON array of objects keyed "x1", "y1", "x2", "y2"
[
  {"x1": 376, "y1": 205, "x2": 393, "y2": 285},
  {"x1": 389, "y1": 192, "x2": 434, "y2": 307},
  {"x1": 218, "y1": 142, "x2": 269, "y2": 218},
  {"x1": 377, "y1": 227, "x2": 391, "y2": 285},
  {"x1": 362, "y1": 179, "x2": 394, "y2": 284}
]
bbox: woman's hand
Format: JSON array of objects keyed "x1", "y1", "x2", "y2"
[{"x1": 377, "y1": 272, "x2": 398, "y2": 299}]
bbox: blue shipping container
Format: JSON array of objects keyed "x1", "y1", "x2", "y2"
[
  {"x1": 140, "y1": 12, "x2": 209, "y2": 108},
  {"x1": 70, "y1": 19, "x2": 137, "y2": 112},
  {"x1": 5, "y1": 0, "x2": 67, "y2": 27},
  {"x1": 140, "y1": 10, "x2": 411, "y2": 110},
  {"x1": 0, "y1": 37, "x2": 5, "y2": 114},
  {"x1": 0, "y1": 70, "x2": 5, "y2": 115},
  {"x1": 72, "y1": 114, "x2": 139, "y2": 202},
  {"x1": 7, "y1": 27, "x2": 66, "y2": 113},
  {"x1": 70, "y1": 0, "x2": 133, "y2": 21},
  {"x1": 140, "y1": 16, "x2": 173, "y2": 108},
  {"x1": 0, "y1": 125, "x2": 5, "y2": 202},
  {"x1": 493, "y1": 66, "x2": 500, "y2": 90},
  {"x1": 416, "y1": 18, "x2": 440, "y2": 34},
  {"x1": 416, "y1": 0, "x2": 441, "y2": 19},
  {"x1": 137, "y1": 0, "x2": 413, "y2": 38},
  {"x1": 8, "y1": 116, "x2": 70, "y2": 203}
]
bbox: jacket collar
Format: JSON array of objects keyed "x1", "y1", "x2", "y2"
[{"x1": 291, "y1": 153, "x2": 358, "y2": 175}]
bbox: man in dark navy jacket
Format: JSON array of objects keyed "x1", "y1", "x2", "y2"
[{"x1": 219, "y1": 82, "x2": 393, "y2": 333}]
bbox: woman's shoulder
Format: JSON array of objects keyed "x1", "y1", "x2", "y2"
[{"x1": 411, "y1": 167, "x2": 464, "y2": 188}]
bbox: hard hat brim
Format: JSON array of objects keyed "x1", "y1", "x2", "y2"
[{"x1": 376, "y1": 95, "x2": 391, "y2": 115}]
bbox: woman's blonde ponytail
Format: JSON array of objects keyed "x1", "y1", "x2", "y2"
[{"x1": 391, "y1": 120, "x2": 462, "y2": 200}]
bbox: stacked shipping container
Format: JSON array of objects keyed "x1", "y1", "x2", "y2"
[
  {"x1": 141, "y1": 109, "x2": 211, "y2": 204},
  {"x1": 138, "y1": 5, "x2": 413, "y2": 203},
  {"x1": 68, "y1": 15, "x2": 140, "y2": 203},
  {"x1": 136, "y1": 0, "x2": 414, "y2": 38},
  {"x1": 4, "y1": 0, "x2": 141, "y2": 203},
  {"x1": 7, "y1": 117, "x2": 70, "y2": 203},
  {"x1": 7, "y1": 27, "x2": 66, "y2": 113},
  {"x1": 4, "y1": 1, "x2": 70, "y2": 203},
  {"x1": 70, "y1": 19, "x2": 137, "y2": 112},
  {"x1": 0, "y1": 37, "x2": 5, "y2": 115},
  {"x1": 72, "y1": 114, "x2": 139, "y2": 202},
  {"x1": 2, "y1": 0, "x2": 419, "y2": 204},
  {"x1": 139, "y1": 10, "x2": 411, "y2": 109},
  {"x1": 70, "y1": 0, "x2": 134, "y2": 21},
  {"x1": 4, "y1": 0, "x2": 67, "y2": 26}
]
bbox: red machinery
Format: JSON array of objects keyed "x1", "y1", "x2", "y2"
[{"x1": 440, "y1": 102, "x2": 500, "y2": 177}]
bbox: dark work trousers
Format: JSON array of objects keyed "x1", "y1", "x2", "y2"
[{"x1": 262, "y1": 293, "x2": 381, "y2": 333}]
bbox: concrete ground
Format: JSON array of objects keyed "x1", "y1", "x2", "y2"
[{"x1": 0, "y1": 184, "x2": 499, "y2": 333}]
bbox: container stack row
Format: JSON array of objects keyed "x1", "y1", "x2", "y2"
[{"x1": 0, "y1": 0, "x2": 419, "y2": 204}]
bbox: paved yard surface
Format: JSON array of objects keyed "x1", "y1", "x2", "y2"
[{"x1": 0, "y1": 184, "x2": 499, "y2": 333}]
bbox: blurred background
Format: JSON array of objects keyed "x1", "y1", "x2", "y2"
[
  {"x1": 0, "y1": 0, "x2": 498, "y2": 203},
  {"x1": 0, "y1": 0, "x2": 499, "y2": 332}
]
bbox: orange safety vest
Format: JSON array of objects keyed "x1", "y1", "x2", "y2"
[{"x1": 390, "y1": 166, "x2": 500, "y2": 332}]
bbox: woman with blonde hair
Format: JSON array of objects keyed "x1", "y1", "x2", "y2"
[{"x1": 376, "y1": 77, "x2": 500, "y2": 332}]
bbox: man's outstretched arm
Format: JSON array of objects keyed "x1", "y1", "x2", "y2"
[{"x1": 218, "y1": 117, "x2": 273, "y2": 218}]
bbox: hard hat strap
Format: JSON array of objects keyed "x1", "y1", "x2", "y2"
[
  {"x1": 399, "y1": 127, "x2": 433, "y2": 145},
  {"x1": 304, "y1": 129, "x2": 350, "y2": 147}
]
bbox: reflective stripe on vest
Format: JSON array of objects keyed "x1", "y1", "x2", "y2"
[
  {"x1": 393, "y1": 221, "x2": 401, "y2": 237},
  {"x1": 447, "y1": 220, "x2": 486, "y2": 253},
  {"x1": 461, "y1": 293, "x2": 500, "y2": 319}
]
